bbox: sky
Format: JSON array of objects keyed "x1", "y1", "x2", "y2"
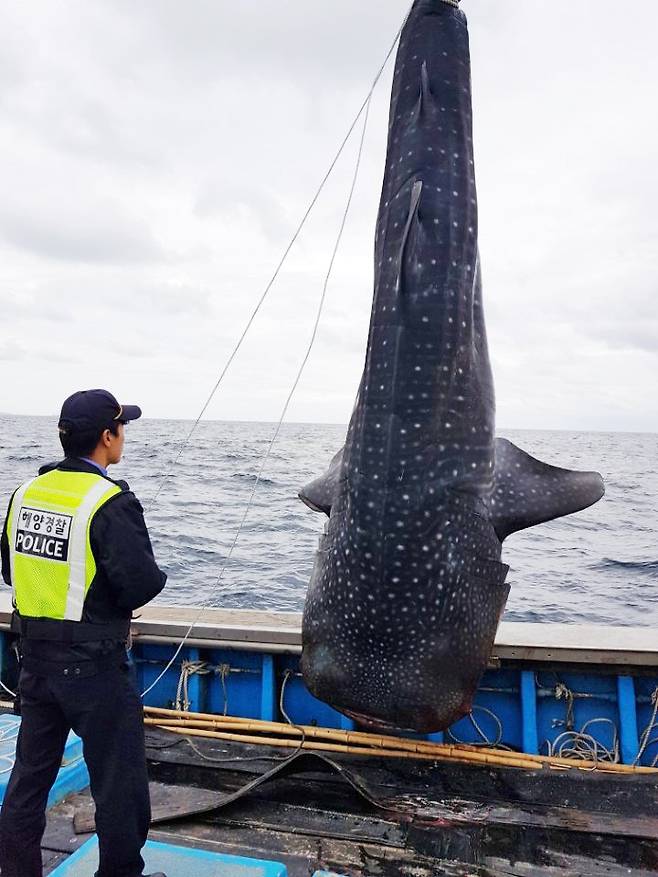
[{"x1": 1, "y1": 1, "x2": 656, "y2": 432}]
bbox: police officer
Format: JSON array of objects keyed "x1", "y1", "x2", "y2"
[{"x1": 0, "y1": 389, "x2": 167, "y2": 877}]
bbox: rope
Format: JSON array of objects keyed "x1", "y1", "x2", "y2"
[
  {"x1": 542, "y1": 683, "x2": 620, "y2": 766},
  {"x1": 446, "y1": 704, "x2": 511, "y2": 749},
  {"x1": 0, "y1": 679, "x2": 16, "y2": 700},
  {"x1": 174, "y1": 660, "x2": 210, "y2": 712},
  {"x1": 279, "y1": 670, "x2": 296, "y2": 727},
  {"x1": 278, "y1": 669, "x2": 307, "y2": 753},
  {"x1": 634, "y1": 687, "x2": 658, "y2": 767},
  {"x1": 216, "y1": 663, "x2": 231, "y2": 717},
  {"x1": 173, "y1": 733, "x2": 299, "y2": 765},
  {"x1": 139, "y1": 41, "x2": 382, "y2": 699},
  {"x1": 554, "y1": 682, "x2": 575, "y2": 731},
  {"x1": 548, "y1": 724, "x2": 619, "y2": 767},
  {"x1": 146, "y1": 669, "x2": 308, "y2": 766}
]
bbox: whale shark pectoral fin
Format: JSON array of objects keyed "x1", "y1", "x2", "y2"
[
  {"x1": 491, "y1": 438, "x2": 605, "y2": 541},
  {"x1": 299, "y1": 446, "x2": 345, "y2": 516}
]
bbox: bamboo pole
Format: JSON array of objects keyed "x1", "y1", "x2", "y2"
[
  {"x1": 144, "y1": 716, "x2": 545, "y2": 767},
  {"x1": 143, "y1": 706, "x2": 658, "y2": 775},
  {"x1": 150, "y1": 723, "x2": 546, "y2": 770},
  {"x1": 145, "y1": 714, "x2": 453, "y2": 752},
  {"x1": 148, "y1": 719, "x2": 658, "y2": 775},
  {"x1": 144, "y1": 706, "x2": 526, "y2": 758}
]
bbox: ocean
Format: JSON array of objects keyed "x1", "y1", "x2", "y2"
[{"x1": 0, "y1": 415, "x2": 656, "y2": 627}]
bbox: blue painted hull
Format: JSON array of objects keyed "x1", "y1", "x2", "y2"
[
  {"x1": 0, "y1": 623, "x2": 655, "y2": 768},
  {"x1": 131, "y1": 641, "x2": 657, "y2": 768}
]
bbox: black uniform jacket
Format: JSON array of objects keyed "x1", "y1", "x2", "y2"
[{"x1": 1, "y1": 457, "x2": 167, "y2": 665}]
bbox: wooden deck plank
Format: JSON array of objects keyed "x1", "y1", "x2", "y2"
[{"x1": 141, "y1": 729, "x2": 658, "y2": 871}]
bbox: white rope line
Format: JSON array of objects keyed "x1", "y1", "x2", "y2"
[
  {"x1": 0, "y1": 679, "x2": 16, "y2": 699},
  {"x1": 144, "y1": 6, "x2": 411, "y2": 515},
  {"x1": 174, "y1": 660, "x2": 209, "y2": 712},
  {"x1": 140, "y1": 83, "x2": 375, "y2": 699},
  {"x1": 446, "y1": 704, "x2": 513, "y2": 750},
  {"x1": 633, "y1": 687, "x2": 658, "y2": 767}
]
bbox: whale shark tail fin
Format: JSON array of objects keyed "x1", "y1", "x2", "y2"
[
  {"x1": 299, "y1": 446, "x2": 345, "y2": 516},
  {"x1": 491, "y1": 438, "x2": 605, "y2": 542}
]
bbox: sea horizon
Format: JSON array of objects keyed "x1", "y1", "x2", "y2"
[
  {"x1": 0, "y1": 411, "x2": 656, "y2": 437},
  {"x1": 1, "y1": 415, "x2": 656, "y2": 627}
]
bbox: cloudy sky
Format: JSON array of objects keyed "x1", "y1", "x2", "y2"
[{"x1": 1, "y1": 1, "x2": 656, "y2": 432}]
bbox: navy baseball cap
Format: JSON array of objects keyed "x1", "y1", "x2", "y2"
[{"x1": 58, "y1": 389, "x2": 142, "y2": 435}]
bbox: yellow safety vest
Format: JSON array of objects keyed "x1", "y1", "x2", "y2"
[{"x1": 7, "y1": 470, "x2": 121, "y2": 621}]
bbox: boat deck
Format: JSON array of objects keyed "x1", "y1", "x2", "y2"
[
  {"x1": 39, "y1": 729, "x2": 658, "y2": 876},
  {"x1": 1, "y1": 596, "x2": 657, "y2": 873}
]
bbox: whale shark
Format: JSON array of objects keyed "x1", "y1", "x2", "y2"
[{"x1": 299, "y1": 0, "x2": 604, "y2": 733}]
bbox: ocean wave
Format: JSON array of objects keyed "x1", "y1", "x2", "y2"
[
  {"x1": 5, "y1": 454, "x2": 44, "y2": 464},
  {"x1": 592, "y1": 558, "x2": 658, "y2": 575},
  {"x1": 231, "y1": 472, "x2": 276, "y2": 485},
  {"x1": 1, "y1": 419, "x2": 657, "y2": 625}
]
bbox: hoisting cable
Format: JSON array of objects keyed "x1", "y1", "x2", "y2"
[
  {"x1": 145, "y1": 5, "x2": 411, "y2": 516},
  {"x1": 140, "y1": 86, "x2": 374, "y2": 699}
]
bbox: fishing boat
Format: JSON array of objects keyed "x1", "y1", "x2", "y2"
[
  {"x1": 0, "y1": 593, "x2": 656, "y2": 875},
  {"x1": 0, "y1": 0, "x2": 653, "y2": 872}
]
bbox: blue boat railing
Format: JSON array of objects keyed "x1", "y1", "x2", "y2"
[
  {"x1": 1, "y1": 598, "x2": 656, "y2": 768},
  {"x1": 126, "y1": 643, "x2": 658, "y2": 767}
]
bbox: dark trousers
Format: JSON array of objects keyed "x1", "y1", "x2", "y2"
[{"x1": 0, "y1": 662, "x2": 150, "y2": 877}]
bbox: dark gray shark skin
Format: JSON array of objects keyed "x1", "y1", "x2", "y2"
[{"x1": 299, "y1": 0, "x2": 604, "y2": 734}]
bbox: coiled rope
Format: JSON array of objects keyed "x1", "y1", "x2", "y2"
[
  {"x1": 446, "y1": 704, "x2": 511, "y2": 750},
  {"x1": 542, "y1": 681, "x2": 621, "y2": 767}
]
